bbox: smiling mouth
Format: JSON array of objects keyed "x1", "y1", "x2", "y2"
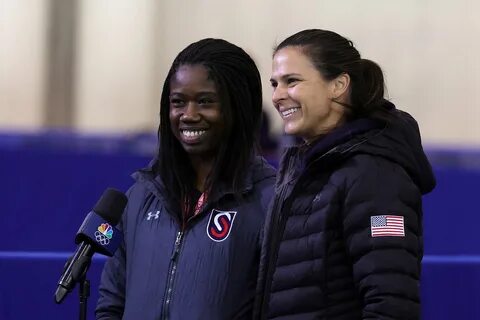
[
  {"x1": 180, "y1": 129, "x2": 207, "y2": 139},
  {"x1": 281, "y1": 107, "x2": 300, "y2": 118}
]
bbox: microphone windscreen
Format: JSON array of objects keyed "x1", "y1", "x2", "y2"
[{"x1": 93, "y1": 188, "x2": 128, "y2": 225}]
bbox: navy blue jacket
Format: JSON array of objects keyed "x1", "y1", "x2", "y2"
[
  {"x1": 96, "y1": 156, "x2": 275, "y2": 320},
  {"x1": 255, "y1": 105, "x2": 436, "y2": 319}
]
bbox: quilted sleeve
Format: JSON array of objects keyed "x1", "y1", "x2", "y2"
[{"x1": 341, "y1": 156, "x2": 423, "y2": 320}]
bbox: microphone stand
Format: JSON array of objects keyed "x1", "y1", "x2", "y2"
[
  {"x1": 78, "y1": 276, "x2": 90, "y2": 320},
  {"x1": 71, "y1": 256, "x2": 92, "y2": 320}
]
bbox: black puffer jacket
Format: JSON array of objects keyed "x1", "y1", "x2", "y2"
[{"x1": 255, "y1": 105, "x2": 436, "y2": 320}]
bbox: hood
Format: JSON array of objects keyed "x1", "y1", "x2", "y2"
[
  {"x1": 303, "y1": 101, "x2": 436, "y2": 195},
  {"x1": 353, "y1": 107, "x2": 436, "y2": 194}
]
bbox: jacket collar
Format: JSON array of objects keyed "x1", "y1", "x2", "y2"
[
  {"x1": 133, "y1": 155, "x2": 273, "y2": 203},
  {"x1": 302, "y1": 118, "x2": 384, "y2": 165}
]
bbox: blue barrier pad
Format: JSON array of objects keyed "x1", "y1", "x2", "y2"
[
  {"x1": 1, "y1": 253, "x2": 478, "y2": 320},
  {"x1": 1, "y1": 132, "x2": 480, "y2": 319},
  {"x1": 423, "y1": 167, "x2": 480, "y2": 255},
  {"x1": 1, "y1": 148, "x2": 150, "y2": 251},
  {"x1": 0, "y1": 254, "x2": 106, "y2": 320},
  {"x1": 2, "y1": 135, "x2": 479, "y2": 255},
  {"x1": 422, "y1": 258, "x2": 480, "y2": 319}
]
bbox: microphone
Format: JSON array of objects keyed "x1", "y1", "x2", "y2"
[{"x1": 54, "y1": 188, "x2": 128, "y2": 304}]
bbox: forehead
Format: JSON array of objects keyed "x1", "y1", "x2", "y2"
[
  {"x1": 170, "y1": 64, "x2": 216, "y2": 90},
  {"x1": 271, "y1": 46, "x2": 317, "y2": 78}
]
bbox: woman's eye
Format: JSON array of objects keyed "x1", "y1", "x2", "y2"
[
  {"x1": 270, "y1": 81, "x2": 278, "y2": 88},
  {"x1": 287, "y1": 78, "x2": 299, "y2": 85},
  {"x1": 170, "y1": 98, "x2": 184, "y2": 106},
  {"x1": 198, "y1": 98, "x2": 214, "y2": 105}
]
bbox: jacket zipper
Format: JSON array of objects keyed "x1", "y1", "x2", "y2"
[
  {"x1": 160, "y1": 200, "x2": 212, "y2": 319},
  {"x1": 259, "y1": 148, "x2": 338, "y2": 319},
  {"x1": 161, "y1": 231, "x2": 184, "y2": 320},
  {"x1": 259, "y1": 152, "x2": 299, "y2": 319}
]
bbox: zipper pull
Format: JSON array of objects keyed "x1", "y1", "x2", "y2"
[{"x1": 170, "y1": 231, "x2": 183, "y2": 260}]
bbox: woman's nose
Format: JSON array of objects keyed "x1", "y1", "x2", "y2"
[
  {"x1": 180, "y1": 102, "x2": 200, "y2": 121},
  {"x1": 272, "y1": 85, "x2": 288, "y2": 105}
]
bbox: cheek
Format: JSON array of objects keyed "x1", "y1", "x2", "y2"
[
  {"x1": 169, "y1": 110, "x2": 178, "y2": 125},
  {"x1": 288, "y1": 87, "x2": 299, "y2": 100},
  {"x1": 168, "y1": 112, "x2": 182, "y2": 137},
  {"x1": 288, "y1": 87, "x2": 310, "y2": 107},
  {"x1": 208, "y1": 109, "x2": 224, "y2": 126}
]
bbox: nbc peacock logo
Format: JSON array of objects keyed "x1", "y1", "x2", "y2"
[{"x1": 94, "y1": 223, "x2": 113, "y2": 245}]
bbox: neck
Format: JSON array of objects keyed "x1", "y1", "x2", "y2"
[
  {"x1": 189, "y1": 155, "x2": 215, "y2": 192},
  {"x1": 305, "y1": 111, "x2": 346, "y2": 144}
]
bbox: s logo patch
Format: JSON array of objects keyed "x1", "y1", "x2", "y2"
[{"x1": 206, "y1": 209, "x2": 237, "y2": 242}]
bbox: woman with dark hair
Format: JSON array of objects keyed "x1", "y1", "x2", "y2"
[
  {"x1": 96, "y1": 38, "x2": 275, "y2": 319},
  {"x1": 254, "y1": 29, "x2": 436, "y2": 319}
]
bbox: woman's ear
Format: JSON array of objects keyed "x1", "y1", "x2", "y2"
[{"x1": 331, "y1": 73, "x2": 350, "y2": 100}]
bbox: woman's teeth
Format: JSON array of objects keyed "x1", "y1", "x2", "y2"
[
  {"x1": 182, "y1": 130, "x2": 206, "y2": 137},
  {"x1": 282, "y1": 107, "x2": 300, "y2": 118}
]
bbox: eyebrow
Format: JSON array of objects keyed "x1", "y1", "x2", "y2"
[
  {"x1": 169, "y1": 91, "x2": 217, "y2": 96},
  {"x1": 270, "y1": 73, "x2": 303, "y2": 82}
]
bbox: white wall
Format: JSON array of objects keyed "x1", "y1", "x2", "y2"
[
  {"x1": 147, "y1": 0, "x2": 480, "y2": 146},
  {"x1": 0, "y1": 0, "x2": 48, "y2": 129},
  {"x1": 1, "y1": 0, "x2": 479, "y2": 146},
  {"x1": 74, "y1": 0, "x2": 158, "y2": 132}
]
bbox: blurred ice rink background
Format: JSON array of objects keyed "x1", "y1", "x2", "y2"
[{"x1": 1, "y1": 1, "x2": 479, "y2": 319}]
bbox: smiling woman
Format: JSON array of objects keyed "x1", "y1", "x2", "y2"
[
  {"x1": 169, "y1": 65, "x2": 224, "y2": 164},
  {"x1": 96, "y1": 39, "x2": 276, "y2": 320},
  {"x1": 255, "y1": 29, "x2": 436, "y2": 320},
  {"x1": 270, "y1": 46, "x2": 348, "y2": 141}
]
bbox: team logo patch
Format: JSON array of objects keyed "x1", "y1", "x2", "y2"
[{"x1": 206, "y1": 209, "x2": 237, "y2": 242}]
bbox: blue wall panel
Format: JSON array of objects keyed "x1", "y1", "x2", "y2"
[
  {"x1": 1, "y1": 132, "x2": 479, "y2": 319},
  {"x1": 0, "y1": 254, "x2": 106, "y2": 320},
  {"x1": 423, "y1": 166, "x2": 480, "y2": 255}
]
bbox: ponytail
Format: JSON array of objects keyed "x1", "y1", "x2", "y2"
[{"x1": 350, "y1": 59, "x2": 388, "y2": 119}]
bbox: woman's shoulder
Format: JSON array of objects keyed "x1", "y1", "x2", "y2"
[
  {"x1": 328, "y1": 154, "x2": 423, "y2": 208},
  {"x1": 332, "y1": 154, "x2": 414, "y2": 188},
  {"x1": 125, "y1": 181, "x2": 150, "y2": 199},
  {"x1": 341, "y1": 153, "x2": 402, "y2": 171},
  {"x1": 123, "y1": 178, "x2": 167, "y2": 211},
  {"x1": 243, "y1": 156, "x2": 276, "y2": 209},
  {"x1": 249, "y1": 156, "x2": 277, "y2": 185}
]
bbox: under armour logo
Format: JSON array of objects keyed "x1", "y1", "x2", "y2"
[{"x1": 146, "y1": 211, "x2": 160, "y2": 220}]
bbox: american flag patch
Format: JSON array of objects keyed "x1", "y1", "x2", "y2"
[{"x1": 370, "y1": 215, "x2": 405, "y2": 237}]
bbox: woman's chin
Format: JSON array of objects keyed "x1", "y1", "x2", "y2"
[{"x1": 283, "y1": 123, "x2": 300, "y2": 136}]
